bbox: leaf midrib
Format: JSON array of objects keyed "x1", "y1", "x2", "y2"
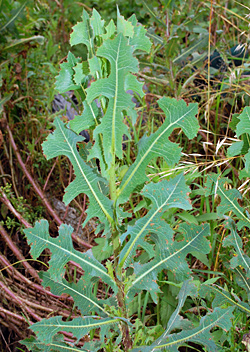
[
  {"x1": 58, "y1": 121, "x2": 113, "y2": 225},
  {"x1": 120, "y1": 176, "x2": 183, "y2": 268},
  {"x1": 118, "y1": 105, "x2": 196, "y2": 199},
  {"x1": 129, "y1": 224, "x2": 208, "y2": 290}
]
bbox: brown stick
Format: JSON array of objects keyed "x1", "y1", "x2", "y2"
[
  {"x1": 0, "y1": 280, "x2": 41, "y2": 321},
  {"x1": 0, "y1": 223, "x2": 40, "y2": 281}
]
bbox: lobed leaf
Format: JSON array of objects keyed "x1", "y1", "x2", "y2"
[
  {"x1": 70, "y1": 9, "x2": 94, "y2": 57},
  {"x1": 86, "y1": 33, "x2": 142, "y2": 166},
  {"x1": 205, "y1": 174, "x2": 250, "y2": 230},
  {"x1": 90, "y1": 8, "x2": 105, "y2": 36},
  {"x1": 233, "y1": 267, "x2": 250, "y2": 302},
  {"x1": 55, "y1": 52, "x2": 81, "y2": 93},
  {"x1": 227, "y1": 106, "x2": 250, "y2": 172},
  {"x1": 42, "y1": 117, "x2": 114, "y2": 230},
  {"x1": 128, "y1": 14, "x2": 152, "y2": 53},
  {"x1": 234, "y1": 106, "x2": 250, "y2": 137},
  {"x1": 40, "y1": 271, "x2": 112, "y2": 317},
  {"x1": 136, "y1": 280, "x2": 198, "y2": 350},
  {"x1": 200, "y1": 284, "x2": 250, "y2": 315},
  {"x1": 119, "y1": 173, "x2": 192, "y2": 268},
  {"x1": 132, "y1": 307, "x2": 234, "y2": 352},
  {"x1": 118, "y1": 98, "x2": 199, "y2": 204},
  {"x1": 30, "y1": 316, "x2": 120, "y2": 345},
  {"x1": 21, "y1": 335, "x2": 86, "y2": 352},
  {"x1": 23, "y1": 220, "x2": 117, "y2": 290},
  {"x1": 69, "y1": 100, "x2": 100, "y2": 134},
  {"x1": 126, "y1": 223, "x2": 210, "y2": 302},
  {"x1": 223, "y1": 218, "x2": 250, "y2": 275}
]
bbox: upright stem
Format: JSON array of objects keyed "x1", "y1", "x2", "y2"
[{"x1": 109, "y1": 153, "x2": 132, "y2": 351}]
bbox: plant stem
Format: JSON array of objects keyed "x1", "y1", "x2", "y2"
[{"x1": 108, "y1": 149, "x2": 132, "y2": 350}]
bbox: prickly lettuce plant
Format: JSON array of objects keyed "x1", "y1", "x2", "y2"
[{"x1": 21, "y1": 8, "x2": 236, "y2": 352}]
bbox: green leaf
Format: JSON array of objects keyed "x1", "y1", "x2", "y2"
[
  {"x1": 102, "y1": 19, "x2": 116, "y2": 40},
  {"x1": 132, "y1": 307, "x2": 234, "y2": 352},
  {"x1": 55, "y1": 52, "x2": 81, "y2": 93},
  {"x1": 173, "y1": 33, "x2": 209, "y2": 64},
  {"x1": 73, "y1": 62, "x2": 86, "y2": 85},
  {"x1": 206, "y1": 174, "x2": 250, "y2": 230},
  {"x1": 69, "y1": 100, "x2": 99, "y2": 134},
  {"x1": 119, "y1": 173, "x2": 192, "y2": 268},
  {"x1": 92, "y1": 237, "x2": 113, "y2": 261},
  {"x1": 3, "y1": 35, "x2": 44, "y2": 50},
  {"x1": 233, "y1": 267, "x2": 250, "y2": 301},
  {"x1": 70, "y1": 9, "x2": 94, "y2": 57},
  {"x1": 23, "y1": 220, "x2": 116, "y2": 290},
  {"x1": 42, "y1": 117, "x2": 114, "y2": 230},
  {"x1": 90, "y1": 8, "x2": 105, "y2": 36},
  {"x1": 196, "y1": 213, "x2": 218, "y2": 222},
  {"x1": 245, "y1": 149, "x2": 250, "y2": 172},
  {"x1": 223, "y1": 218, "x2": 250, "y2": 275},
  {"x1": 86, "y1": 33, "x2": 141, "y2": 166},
  {"x1": 40, "y1": 271, "x2": 112, "y2": 317},
  {"x1": 227, "y1": 107, "x2": 250, "y2": 172},
  {"x1": 117, "y1": 7, "x2": 134, "y2": 38},
  {"x1": 30, "y1": 316, "x2": 120, "y2": 345},
  {"x1": 235, "y1": 107, "x2": 250, "y2": 137},
  {"x1": 127, "y1": 223, "x2": 210, "y2": 302},
  {"x1": 227, "y1": 140, "x2": 244, "y2": 157},
  {"x1": 118, "y1": 98, "x2": 199, "y2": 203},
  {"x1": 164, "y1": 280, "x2": 196, "y2": 333},
  {"x1": 21, "y1": 334, "x2": 86, "y2": 352},
  {"x1": 178, "y1": 211, "x2": 199, "y2": 224},
  {"x1": 200, "y1": 284, "x2": 250, "y2": 315},
  {"x1": 88, "y1": 56, "x2": 102, "y2": 77},
  {"x1": 0, "y1": 92, "x2": 13, "y2": 113},
  {"x1": 128, "y1": 14, "x2": 152, "y2": 53}
]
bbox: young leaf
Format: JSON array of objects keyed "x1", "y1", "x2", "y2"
[
  {"x1": 119, "y1": 173, "x2": 192, "y2": 268},
  {"x1": 127, "y1": 223, "x2": 210, "y2": 302},
  {"x1": 42, "y1": 117, "x2": 114, "y2": 230},
  {"x1": 86, "y1": 33, "x2": 142, "y2": 166},
  {"x1": 132, "y1": 307, "x2": 234, "y2": 352},
  {"x1": 70, "y1": 9, "x2": 94, "y2": 58},
  {"x1": 23, "y1": 220, "x2": 117, "y2": 290},
  {"x1": 118, "y1": 98, "x2": 199, "y2": 204},
  {"x1": 90, "y1": 8, "x2": 105, "y2": 36}
]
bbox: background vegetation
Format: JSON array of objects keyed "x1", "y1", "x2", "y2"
[{"x1": 1, "y1": 0, "x2": 250, "y2": 351}]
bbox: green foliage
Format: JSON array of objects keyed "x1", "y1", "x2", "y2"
[
  {"x1": 228, "y1": 107, "x2": 250, "y2": 176},
  {"x1": 20, "y1": 6, "x2": 250, "y2": 352}
]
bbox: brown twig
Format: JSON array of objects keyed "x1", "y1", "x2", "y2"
[
  {"x1": 0, "y1": 280, "x2": 41, "y2": 321},
  {"x1": 0, "y1": 222, "x2": 40, "y2": 281}
]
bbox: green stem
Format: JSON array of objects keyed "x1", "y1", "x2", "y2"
[{"x1": 108, "y1": 150, "x2": 132, "y2": 350}]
